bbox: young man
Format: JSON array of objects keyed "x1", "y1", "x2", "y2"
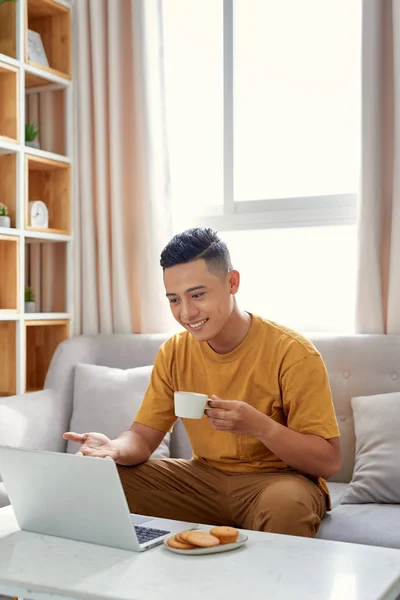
[{"x1": 64, "y1": 228, "x2": 341, "y2": 537}]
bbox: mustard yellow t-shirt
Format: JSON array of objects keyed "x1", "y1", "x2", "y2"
[{"x1": 135, "y1": 314, "x2": 339, "y2": 505}]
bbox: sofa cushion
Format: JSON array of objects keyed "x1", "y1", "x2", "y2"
[
  {"x1": 67, "y1": 364, "x2": 170, "y2": 458},
  {"x1": 169, "y1": 418, "x2": 192, "y2": 460},
  {"x1": 318, "y1": 502, "x2": 400, "y2": 549},
  {"x1": 310, "y1": 335, "x2": 400, "y2": 484},
  {"x1": 0, "y1": 389, "x2": 69, "y2": 482},
  {"x1": 319, "y1": 483, "x2": 400, "y2": 550},
  {"x1": 341, "y1": 392, "x2": 400, "y2": 504},
  {"x1": 326, "y1": 482, "x2": 347, "y2": 509}
]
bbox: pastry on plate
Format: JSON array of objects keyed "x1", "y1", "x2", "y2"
[
  {"x1": 167, "y1": 535, "x2": 197, "y2": 550},
  {"x1": 180, "y1": 531, "x2": 220, "y2": 548},
  {"x1": 210, "y1": 526, "x2": 239, "y2": 544}
]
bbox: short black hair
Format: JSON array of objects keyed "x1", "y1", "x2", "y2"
[{"x1": 160, "y1": 228, "x2": 232, "y2": 275}]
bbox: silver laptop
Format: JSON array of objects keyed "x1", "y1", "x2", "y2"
[{"x1": 0, "y1": 445, "x2": 197, "y2": 552}]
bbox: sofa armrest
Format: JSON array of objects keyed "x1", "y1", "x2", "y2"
[
  {"x1": 0, "y1": 390, "x2": 71, "y2": 462},
  {"x1": 0, "y1": 390, "x2": 70, "y2": 508}
]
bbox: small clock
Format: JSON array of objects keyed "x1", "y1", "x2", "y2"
[{"x1": 28, "y1": 200, "x2": 49, "y2": 229}]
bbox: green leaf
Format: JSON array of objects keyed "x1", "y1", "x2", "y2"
[
  {"x1": 25, "y1": 286, "x2": 35, "y2": 303},
  {"x1": 25, "y1": 122, "x2": 40, "y2": 141}
]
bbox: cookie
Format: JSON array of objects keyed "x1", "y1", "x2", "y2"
[
  {"x1": 210, "y1": 526, "x2": 239, "y2": 544},
  {"x1": 175, "y1": 531, "x2": 192, "y2": 543},
  {"x1": 180, "y1": 531, "x2": 220, "y2": 548},
  {"x1": 167, "y1": 535, "x2": 197, "y2": 550}
]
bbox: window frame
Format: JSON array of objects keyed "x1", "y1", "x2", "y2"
[{"x1": 195, "y1": 0, "x2": 357, "y2": 232}]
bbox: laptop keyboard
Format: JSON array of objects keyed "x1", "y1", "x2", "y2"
[{"x1": 135, "y1": 525, "x2": 170, "y2": 544}]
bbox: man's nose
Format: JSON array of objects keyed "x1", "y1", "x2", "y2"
[{"x1": 180, "y1": 300, "x2": 199, "y2": 322}]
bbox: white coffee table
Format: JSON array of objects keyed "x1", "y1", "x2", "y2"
[{"x1": 0, "y1": 505, "x2": 400, "y2": 600}]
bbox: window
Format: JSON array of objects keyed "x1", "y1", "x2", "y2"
[
  {"x1": 233, "y1": 0, "x2": 360, "y2": 203},
  {"x1": 162, "y1": 1, "x2": 361, "y2": 332},
  {"x1": 163, "y1": 0, "x2": 223, "y2": 219},
  {"x1": 223, "y1": 226, "x2": 357, "y2": 333}
]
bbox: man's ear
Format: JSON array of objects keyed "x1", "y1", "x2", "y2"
[{"x1": 228, "y1": 269, "x2": 240, "y2": 293}]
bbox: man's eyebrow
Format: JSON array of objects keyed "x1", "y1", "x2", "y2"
[{"x1": 166, "y1": 285, "x2": 207, "y2": 298}]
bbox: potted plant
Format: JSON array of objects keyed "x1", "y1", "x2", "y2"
[
  {"x1": 25, "y1": 122, "x2": 40, "y2": 148},
  {"x1": 25, "y1": 286, "x2": 36, "y2": 313},
  {"x1": 0, "y1": 0, "x2": 16, "y2": 5},
  {"x1": 0, "y1": 203, "x2": 10, "y2": 228}
]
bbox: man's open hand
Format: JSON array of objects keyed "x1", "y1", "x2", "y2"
[
  {"x1": 205, "y1": 395, "x2": 271, "y2": 436},
  {"x1": 62, "y1": 431, "x2": 119, "y2": 460}
]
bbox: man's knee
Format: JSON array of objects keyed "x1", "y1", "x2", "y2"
[
  {"x1": 252, "y1": 478, "x2": 325, "y2": 538},
  {"x1": 116, "y1": 459, "x2": 176, "y2": 514},
  {"x1": 116, "y1": 463, "x2": 139, "y2": 511}
]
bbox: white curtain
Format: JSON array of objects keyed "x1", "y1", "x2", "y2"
[
  {"x1": 356, "y1": 0, "x2": 400, "y2": 333},
  {"x1": 72, "y1": 0, "x2": 174, "y2": 335}
]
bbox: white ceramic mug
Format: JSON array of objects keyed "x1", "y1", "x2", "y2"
[{"x1": 174, "y1": 391, "x2": 209, "y2": 419}]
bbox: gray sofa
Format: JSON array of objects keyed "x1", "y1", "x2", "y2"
[{"x1": 1, "y1": 333, "x2": 400, "y2": 548}]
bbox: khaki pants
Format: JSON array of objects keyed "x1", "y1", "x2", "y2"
[{"x1": 117, "y1": 459, "x2": 326, "y2": 538}]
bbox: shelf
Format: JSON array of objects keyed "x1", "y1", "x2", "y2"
[
  {"x1": 0, "y1": 140, "x2": 19, "y2": 156},
  {"x1": 25, "y1": 51, "x2": 70, "y2": 158},
  {"x1": 25, "y1": 319, "x2": 69, "y2": 392},
  {"x1": 25, "y1": 238, "x2": 67, "y2": 313},
  {"x1": 0, "y1": 53, "x2": 19, "y2": 70},
  {"x1": 25, "y1": 86, "x2": 66, "y2": 155},
  {"x1": 26, "y1": 153, "x2": 71, "y2": 234},
  {"x1": 0, "y1": 153, "x2": 17, "y2": 228},
  {"x1": 0, "y1": 1, "x2": 17, "y2": 60},
  {"x1": 0, "y1": 235, "x2": 18, "y2": 311},
  {"x1": 24, "y1": 145, "x2": 70, "y2": 164},
  {"x1": 25, "y1": 230, "x2": 70, "y2": 241},
  {"x1": 24, "y1": 312, "x2": 70, "y2": 320},
  {"x1": 0, "y1": 227, "x2": 19, "y2": 238},
  {"x1": 26, "y1": 0, "x2": 71, "y2": 79},
  {"x1": 0, "y1": 62, "x2": 18, "y2": 142},
  {"x1": 0, "y1": 321, "x2": 16, "y2": 396},
  {"x1": 0, "y1": 313, "x2": 19, "y2": 321},
  {"x1": 25, "y1": 61, "x2": 70, "y2": 90},
  {"x1": 25, "y1": 226, "x2": 70, "y2": 236}
]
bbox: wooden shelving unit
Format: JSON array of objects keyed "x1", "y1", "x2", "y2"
[
  {"x1": 0, "y1": 0, "x2": 72, "y2": 396},
  {"x1": 0, "y1": 62, "x2": 18, "y2": 143},
  {"x1": 25, "y1": 237, "x2": 67, "y2": 312},
  {"x1": 0, "y1": 235, "x2": 18, "y2": 312},
  {"x1": 0, "y1": 153, "x2": 16, "y2": 227},
  {"x1": 26, "y1": 154, "x2": 71, "y2": 234},
  {"x1": 0, "y1": 1, "x2": 17, "y2": 59},
  {"x1": 25, "y1": 319, "x2": 69, "y2": 391},
  {"x1": 0, "y1": 321, "x2": 17, "y2": 396},
  {"x1": 26, "y1": 0, "x2": 71, "y2": 79}
]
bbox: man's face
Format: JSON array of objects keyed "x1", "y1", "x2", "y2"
[{"x1": 164, "y1": 259, "x2": 235, "y2": 341}]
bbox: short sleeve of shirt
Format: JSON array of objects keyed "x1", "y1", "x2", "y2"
[
  {"x1": 134, "y1": 344, "x2": 177, "y2": 433},
  {"x1": 281, "y1": 354, "x2": 340, "y2": 439}
]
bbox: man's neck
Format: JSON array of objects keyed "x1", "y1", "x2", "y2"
[{"x1": 208, "y1": 309, "x2": 252, "y2": 355}]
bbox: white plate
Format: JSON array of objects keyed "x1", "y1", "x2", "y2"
[{"x1": 163, "y1": 528, "x2": 248, "y2": 555}]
